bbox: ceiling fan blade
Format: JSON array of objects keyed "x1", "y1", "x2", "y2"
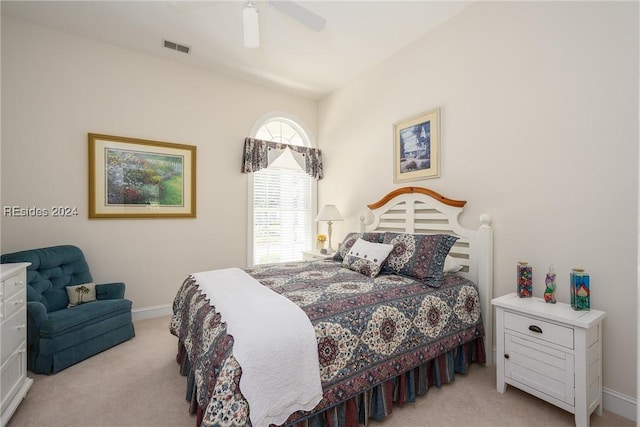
[
  {"x1": 167, "y1": 1, "x2": 211, "y2": 13},
  {"x1": 269, "y1": 0, "x2": 326, "y2": 32},
  {"x1": 243, "y1": 2, "x2": 260, "y2": 48}
]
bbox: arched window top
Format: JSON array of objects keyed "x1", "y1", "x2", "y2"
[
  {"x1": 243, "y1": 112, "x2": 322, "y2": 180},
  {"x1": 249, "y1": 112, "x2": 313, "y2": 148}
]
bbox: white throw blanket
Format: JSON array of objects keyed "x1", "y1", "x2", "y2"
[{"x1": 192, "y1": 268, "x2": 323, "y2": 427}]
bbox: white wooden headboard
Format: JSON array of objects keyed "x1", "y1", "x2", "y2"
[{"x1": 359, "y1": 187, "x2": 494, "y2": 363}]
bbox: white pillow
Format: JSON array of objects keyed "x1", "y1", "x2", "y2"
[
  {"x1": 342, "y1": 238, "x2": 394, "y2": 278},
  {"x1": 66, "y1": 282, "x2": 97, "y2": 307},
  {"x1": 444, "y1": 255, "x2": 462, "y2": 274}
]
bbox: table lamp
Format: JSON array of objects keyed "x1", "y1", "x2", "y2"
[{"x1": 316, "y1": 204, "x2": 343, "y2": 253}]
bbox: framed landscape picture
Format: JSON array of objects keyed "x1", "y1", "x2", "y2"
[
  {"x1": 394, "y1": 108, "x2": 440, "y2": 182},
  {"x1": 88, "y1": 133, "x2": 196, "y2": 218}
]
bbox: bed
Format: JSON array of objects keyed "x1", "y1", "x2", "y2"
[{"x1": 170, "y1": 186, "x2": 493, "y2": 427}]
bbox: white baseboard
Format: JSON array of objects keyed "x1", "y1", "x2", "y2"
[
  {"x1": 603, "y1": 388, "x2": 637, "y2": 422},
  {"x1": 132, "y1": 304, "x2": 172, "y2": 321},
  {"x1": 491, "y1": 346, "x2": 636, "y2": 422}
]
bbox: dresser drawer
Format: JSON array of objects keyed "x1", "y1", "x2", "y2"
[
  {"x1": 2, "y1": 289, "x2": 26, "y2": 322},
  {"x1": 1, "y1": 310, "x2": 26, "y2": 364},
  {"x1": 504, "y1": 311, "x2": 574, "y2": 349},
  {"x1": 1, "y1": 273, "x2": 25, "y2": 302},
  {"x1": 1, "y1": 347, "x2": 26, "y2": 413}
]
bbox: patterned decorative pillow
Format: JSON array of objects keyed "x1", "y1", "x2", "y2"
[
  {"x1": 382, "y1": 233, "x2": 459, "y2": 287},
  {"x1": 342, "y1": 238, "x2": 394, "y2": 278},
  {"x1": 333, "y1": 232, "x2": 386, "y2": 261},
  {"x1": 66, "y1": 282, "x2": 97, "y2": 307}
]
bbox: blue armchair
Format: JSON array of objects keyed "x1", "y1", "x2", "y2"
[{"x1": 1, "y1": 245, "x2": 135, "y2": 374}]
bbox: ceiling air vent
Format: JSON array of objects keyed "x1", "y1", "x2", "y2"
[{"x1": 163, "y1": 39, "x2": 191, "y2": 54}]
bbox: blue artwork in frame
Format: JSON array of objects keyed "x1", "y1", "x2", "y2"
[{"x1": 394, "y1": 108, "x2": 440, "y2": 182}]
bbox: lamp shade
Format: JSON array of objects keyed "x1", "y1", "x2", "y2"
[{"x1": 316, "y1": 205, "x2": 343, "y2": 222}]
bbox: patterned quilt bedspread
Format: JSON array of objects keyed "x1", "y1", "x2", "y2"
[{"x1": 170, "y1": 259, "x2": 485, "y2": 426}]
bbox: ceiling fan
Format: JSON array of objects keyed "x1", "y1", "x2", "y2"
[{"x1": 243, "y1": 1, "x2": 326, "y2": 48}]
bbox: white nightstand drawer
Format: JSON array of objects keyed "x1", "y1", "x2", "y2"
[
  {"x1": 505, "y1": 333, "x2": 574, "y2": 404},
  {"x1": 504, "y1": 310, "x2": 574, "y2": 349}
]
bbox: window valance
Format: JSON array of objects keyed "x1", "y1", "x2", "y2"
[{"x1": 241, "y1": 137, "x2": 323, "y2": 180}]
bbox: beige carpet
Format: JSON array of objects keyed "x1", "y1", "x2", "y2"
[{"x1": 7, "y1": 316, "x2": 633, "y2": 427}]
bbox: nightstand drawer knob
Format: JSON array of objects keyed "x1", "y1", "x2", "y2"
[
  {"x1": 504, "y1": 354, "x2": 510, "y2": 359},
  {"x1": 528, "y1": 325, "x2": 543, "y2": 334}
]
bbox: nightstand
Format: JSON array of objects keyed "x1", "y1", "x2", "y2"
[
  {"x1": 302, "y1": 250, "x2": 334, "y2": 261},
  {"x1": 492, "y1": 293, "x2": 606, "y2": 427}
]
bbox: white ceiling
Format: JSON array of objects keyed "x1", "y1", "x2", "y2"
[{"x1": 1, "y1": 1, "x2": 471, "y2": 99}]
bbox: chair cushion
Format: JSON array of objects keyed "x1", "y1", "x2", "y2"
[
  {"x1": 40, "y1": 298, "x2": 133, "y2": 338},
  {"x1": 1, "y1": 245, "x2": 93, "y2": 312}
]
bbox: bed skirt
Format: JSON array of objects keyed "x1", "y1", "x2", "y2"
[{"x1": 176, "y1": 336, "x2": 485, "y2": 427}]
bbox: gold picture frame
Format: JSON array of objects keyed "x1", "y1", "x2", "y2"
[
  {"x1": 393, "y1": 108, "x2": 440, "y2": 182},
  {"x1": 88, "y1": 133, "x2": 196, "y2": 219}
]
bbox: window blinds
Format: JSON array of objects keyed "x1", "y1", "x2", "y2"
[{"x1": 252, "y1": 166, "x2": 312, "y2": 265}]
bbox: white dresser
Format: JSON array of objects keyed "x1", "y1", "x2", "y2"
[
  {"x1": 492, "y1": 293, "x2": 606, "y2": 427},
  {"x1": 1, "y1": 262, "x2": 33, "y2": 426}
]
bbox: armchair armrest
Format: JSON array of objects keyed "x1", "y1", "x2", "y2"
[
  {"x1": 26, "y1": 301, "x2": 48, "y2": 349},
  {"x1": 96, "y1": 282, "x2": 126, "y2": 300}
]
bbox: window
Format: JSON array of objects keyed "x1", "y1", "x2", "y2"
[{"x1": 248, "y1": 116, "x2": 316, "y2": 266}]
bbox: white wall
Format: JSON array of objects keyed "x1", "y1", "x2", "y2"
[
  {"x1": 318, "y1": 1, "x2": 638, "y2": 406},
  {"x1": 0, "y1": 17, "x2": 317, "y2": 310}
]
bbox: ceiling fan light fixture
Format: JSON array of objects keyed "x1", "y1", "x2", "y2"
[{"x1": 243, "y1": 2, "x2": 260, "y2": 48}]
